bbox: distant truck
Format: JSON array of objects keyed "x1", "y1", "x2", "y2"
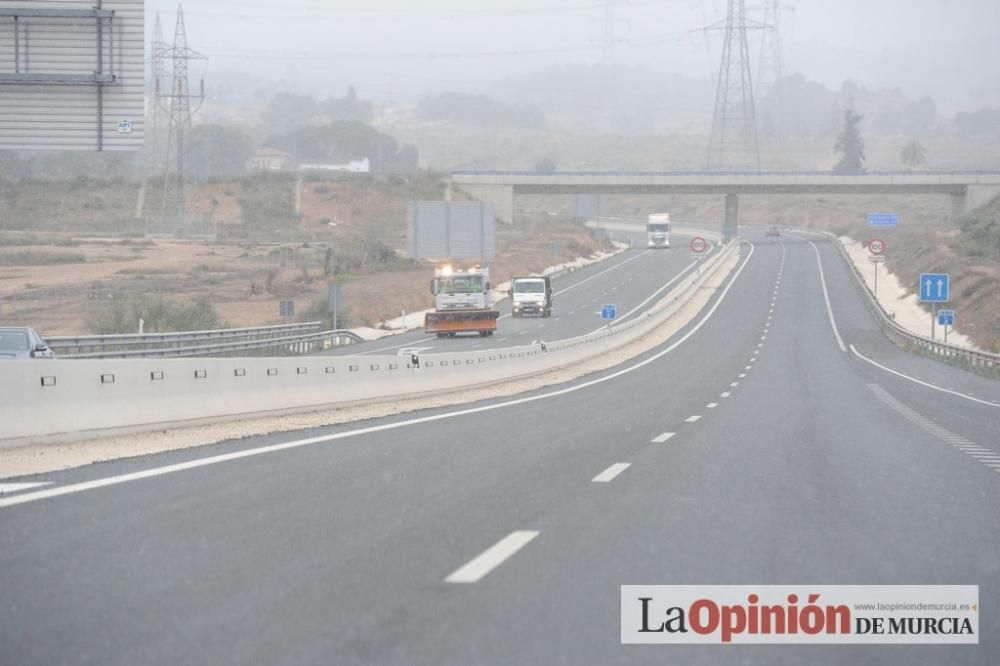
[
  {"x1": 508, "y1": 275, "x2": 552, "y2": 318},
  {"x1": 647, "y1": 213, "x2": 671, "y2": 248},
  {"x1": 424, "y1": 265, "x2": 500, "y2": 337}
]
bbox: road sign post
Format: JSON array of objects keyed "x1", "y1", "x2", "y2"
[
  {"x1": 868, "y1": 238, "x2": 886, "y2": 297},
  {"x1": 918, "y1": 272, "x2": 950, "y2": 339},
  {"x1": 689, "y1": 236, "x2": 708, "y2": 273},
  {"x1": 938, "y1": 309, "x2": 955, "y2": 343}
]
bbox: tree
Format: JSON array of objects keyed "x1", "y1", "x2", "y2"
[
  {"x1": 187, "y1": 124, "x2": 255, "y2": 179},
  {"x1": 263, "y1": 121, "x2": 419, "y2": 174},
  {"x1": 899, "y1": 140, "x2": 927, "y2": 170},
  {"x1": 322, "y1": 86, "x2": 374, "y2": 123},
  {"x1": 261, "y1": 92, "x2": 321, "y2": 131},
  {"x1": 833, "y1": 109, "x2": 866, "y2": 172}
]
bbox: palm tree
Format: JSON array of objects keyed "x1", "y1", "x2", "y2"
[{"x1": 900, "y1": 140, "x2": 927, "y2": 170}]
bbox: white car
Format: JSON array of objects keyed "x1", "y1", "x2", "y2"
[{"x1": 0, "y1": 327, "x2": 56, "y2": 360}]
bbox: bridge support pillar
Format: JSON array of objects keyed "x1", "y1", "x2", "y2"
[
  {"x1": 723, "y1": 193, "x2": 738, "y2": 242},
  {"x1": 451, "y1": 183, "x2": 515, "y2": 225},
  {"x1": 949, "y1": 189, "x2": 968, "y2": 223}
]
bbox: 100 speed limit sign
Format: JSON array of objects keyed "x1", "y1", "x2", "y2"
[{"x1": 868, "y1": 238, "x2": 886, "y2": 255}]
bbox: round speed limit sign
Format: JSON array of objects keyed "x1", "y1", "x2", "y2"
[
  {"x1": 868, "y1": 238, "x2": 886, "y2": 255},
  {"x1": 689, "y1": 236, "x2": 708, "y2": 254}
]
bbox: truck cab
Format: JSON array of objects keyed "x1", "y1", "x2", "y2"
[{"x1": 509, "y1": 276, "x2": 552, "y2": 318}]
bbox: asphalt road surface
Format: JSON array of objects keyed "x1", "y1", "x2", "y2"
[{"x1": 2, "y1": 230, "x2": 997, "y2": 665}]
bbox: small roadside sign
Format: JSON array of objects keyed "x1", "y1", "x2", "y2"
[
  {"x1": 600, "y1": 304, "x2": 617, "y2": 321},
  {"x1": 117, "y1": 119, "x2": 132, "y2": 134},
  {"x1": 938, "y1": 309, "x2": 955, "y2": 326},
  {"x1": 919, "y1": 273, "x2": 950, "y2": 303},
  {"x1": 868, "y1": 213, "x2": 899, "y2": 226},
  {"x1": 689, "y1": 236, "x2": 708, "y2": 254},
  {"x1": 868, "y1": 238, "x2": 886, "y2": 255},
  {"x1": 279, "y1": 300, "x2": 295, "y2": 317}
]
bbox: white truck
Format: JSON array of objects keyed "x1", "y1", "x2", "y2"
[
  {"x1": 508, "y1": 275, "x2": 552, "y2": 318},
  {"x1": 647, "y1": 213, "x2": 671, "y2": 248},
  {"x1": 424, "y1": 265, "x2": 500, "y2": 337}
]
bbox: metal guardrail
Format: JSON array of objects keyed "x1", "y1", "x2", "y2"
[
  {"x1": 61, "y1": 329, "x2": 364, "y2": 359},
  {"x1": 453, "y1": 169, "x2": 1000, "y2": 178},
  {"x1": 796, "y1": 229, "x2": 999, "y2": 371},
  {"x1": 47, "y1": 322, "x2": 323, "y2": 356},
  {"x1": 47, "y1": 322, "x2": 364, "y2": 359}
]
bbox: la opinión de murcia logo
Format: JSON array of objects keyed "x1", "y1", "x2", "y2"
[{"x1": 621, "y1": 586, "x2": 979, "y2": 645}]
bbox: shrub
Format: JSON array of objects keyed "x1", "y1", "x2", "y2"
[{"x1": 87, "y1": 294, "x2": 222, "y2": 334}]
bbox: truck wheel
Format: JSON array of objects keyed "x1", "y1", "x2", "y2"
[
  {"x1": 479, "y1": 330, "x2": 489, "y2": 337},
  {"x1": 436, "y1": 333, "x2": 447, "y2": 338},
  {"x1": 448, "y1": 333, "x2": 457, "y2": 338}
]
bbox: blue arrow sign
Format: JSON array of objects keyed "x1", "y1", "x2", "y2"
[
  {"x1": 919, "y1": 273, "x2": 949, "y2": 303},
  {"x1": 600, "y1": 304, "x2": 617, "y2": 320},
  {"x1": 937, "y1": 309, "x2": 955, "y2": 326},
  {"x1": 868, "y1": 212, "x2": 899, "y2": 226}
]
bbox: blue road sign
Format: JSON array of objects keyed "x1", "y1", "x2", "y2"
[
  {"x1": 868, "y1": 213, "x2": 899, "y2": 226},
  {"x1": 919, "y1": 273, "x2": 950, "y2": 303},
  {"x1": 600, "y1": 304, "x2": 617, "y2": 320},
  {"x1": 938, "y1": 309, "x2": 955, "y2": 326}
]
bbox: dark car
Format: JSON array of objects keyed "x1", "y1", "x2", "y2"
[
  {"x1": 766, "y1": 225, "x2": 781, "y2": 237},
  {"x1": 0, "y1": 327, "x2": 56, "y2": 359}
]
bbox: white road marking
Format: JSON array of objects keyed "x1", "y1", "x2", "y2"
[
  {"x1": 652, "y1": 432, "x2": 675, "y2": 443},
  {"x1": 0, "y1": 243, "x2": 759, "y2": 510},
  {"x1": 553, "y1": 250, "x2": 650, "y2": 297},
  {"x1": 738, "y1": 373, "x2": 746, "y2": 378},
  {"x1": 686, "y1": 415, "x2": 702, "y2": 422},
  {"x1": 497, "y1": 337, "x2": 507, "y2": 342},
  {"x1": 805, "y1": 239, "x2": 847, "y2": 352},
  {"x1": 745, "y1": 365, "x2": 751, "y2": 370},
  {"x1": 362, "y1": 336, "x2": 436, "y2": 354},
  {"x1": 445, "y1": 531, "x2": 539, "y2": 583},
  {"x1": 592, "y1": 462, "x2": 631, "y2": 483},
  {"x1": 730, "y1": 382, "x2": 739, "y2": 387},
  {"x1": 851, "y1": 345, "x2": 999, "y2": 408},
  {"x1": 0, "y1": 482, "x2": 51, "y2": 494},
  {"x1": 706, "y1": 402, "x2": 718, "y2": 409},
  {"x1": 720, "y1": 392, "x2": 731, "y2": 398}
]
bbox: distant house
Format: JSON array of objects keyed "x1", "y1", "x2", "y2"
[
  {"x1": 298, "y1": 157, "x2": 370, "y2": 174},
  {"x1": 249, "y1": 148, "x2": 291, "y2": 172}
]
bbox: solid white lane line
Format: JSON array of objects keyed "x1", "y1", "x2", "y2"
[
  {"x1": 445, "y1": 531, "x2": 539, "y2": 583},
  {"x1": 652, "y1": 432, "x2": 676, "y2": 443},
  {"x1": 706, "y1": 402, "x2": 718, "y2": 409},
  {"x1": 0, "y1": 244, "x2": 760, "y2": 510},
  {"x1": 806, "y1": 240, "x2": 847, "y2": 352},
  {"x1": 0, "y1": 482, "x2": 51, "y2": 494},
  {"x1": 686, "y1": 415, "x2": 702, "y2": 422},
  {"x1": 552, "y1": 249, "x2": 650, "y2": 297},
  {"x1": 720, "y1": 392, "x2": 731, "y2": 398},
  {"x1": 851, "y1": 345, "x2": 1000, "y2": 408},
  {"x1": 592, "y1": 462, "x2": 631, "y2": 483}
]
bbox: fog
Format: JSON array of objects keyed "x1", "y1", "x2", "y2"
[{"x1": 149, "y1": 0, "x2": 1000, "y2": 114}]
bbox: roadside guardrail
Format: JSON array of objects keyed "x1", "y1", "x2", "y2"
[{"x1": 789, "y1": 228, "x2": 998, "y2": 373}]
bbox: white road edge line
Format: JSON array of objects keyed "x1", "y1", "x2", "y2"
[
  {"x1": 804, "y1": 239, "x2": 847, "y2": 352},
  {"x1": 0, "y1": 482, "x2": 51, "y2": 494},
  {"x1": 652, "y1": 432, "x2": 676, "y2": 443},
  {"x1": 444, "y1": 530, "x2": 539, "y2": 583},
  {"x1": 0, "y1": 244, "x2": 756, "y2": 510},
  {"x1": 850, "y1": 345, "x2": 999, "y2": 408},
  {"x1": 592, "y1": 462, "x2": 631, "y2": 483}
]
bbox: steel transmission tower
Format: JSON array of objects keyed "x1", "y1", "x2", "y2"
[
  {"x1": 706, "y1": 0, "x2": 761, "y2": 171},
  {"x1": 155, "y1": 3, "x2": 205, "y2": 235},
  {"x1": 147, "y1": 12, "x2": 168, "y2": 177},
  {"x1": 754, "y1": 0, "x2": 784, "y2": 139}
]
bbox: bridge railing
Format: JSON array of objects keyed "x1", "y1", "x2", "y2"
[{"x1": 792, "y1": 228, "x2": 999, "y2": 373}]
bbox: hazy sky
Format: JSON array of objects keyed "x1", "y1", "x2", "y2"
[{"x1": 149, "y1": 0, "x2": 1000, "y2": 113}]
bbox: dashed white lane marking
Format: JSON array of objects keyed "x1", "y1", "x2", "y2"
[
  {"x1": 738, "y1": 373, "x2": 746, "y2": 378},
  {"x1": 445, "y1": 530, "x2": 539, "y2": 583},
  {"x1": 0, "y1": 243, "x2": 761, "y2": 511},
  {"x1": 497, "y1": 337, "x2": 507, "y2": 342},
  {"x1": 706, "y1": 402, "x2": 719, "y2": 409},
  {"x1": 652, "y1": 432, "x2": 676, "y2": 443},
  {"x1": 730, "y1": 382, "x2": 739, "y2": 387},
  {"x1": 761, "y1": 335, "x2": 767, "y2": 340},
  {"x1": 362, "y1": 335, "x2": 437, "y2": 354},
  {"x1": 867, "y1": 384, "x2": 998, "y2": 474},
  {"x1": 0, "y1": 482, "x2": 51, "y2": 494},
  {"x1": 720, "y1": 392, "x2": 731, "y2": 398},
  {"x1": 592, "y1": 462, "x2": 631, "y2": 483},
  {"x1": 745, "y1": 365, "x2": 751, "y2": 370},
  {"x1": 553, "y1": 249, "x2": 650, "y2": 297},
  {"x1": 850, "y1": 345, "x2": 1000, "y2": 408},
  {"x1": 686, "y1": 415, "x2": 702, "y2": 422}
]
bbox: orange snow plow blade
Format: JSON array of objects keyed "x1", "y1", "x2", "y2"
[{"x1": 425, "y1": 310, "x2": 499, "y2": 333}]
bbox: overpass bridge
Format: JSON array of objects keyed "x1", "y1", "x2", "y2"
[{"x1": 449, "y1": 170, "x2": 1000, "y2": 230}]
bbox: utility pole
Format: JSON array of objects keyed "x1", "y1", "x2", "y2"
[
  {"x1": 705, "y1": 0, "x2": 761, "y2": 172},
  {"x1": 155, "y1": 3, "x2": 205, "y2": 236},
  {"x1": 148, "y1": 12, "x2": 167, "y2": 176}
]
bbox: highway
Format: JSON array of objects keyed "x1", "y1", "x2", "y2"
[
  {"x1": 1, "y1": 230, "x2": 998, "y2": 665},
  {"x1": 329, "y1": 228, "x2": 709, "y2": 356}
]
